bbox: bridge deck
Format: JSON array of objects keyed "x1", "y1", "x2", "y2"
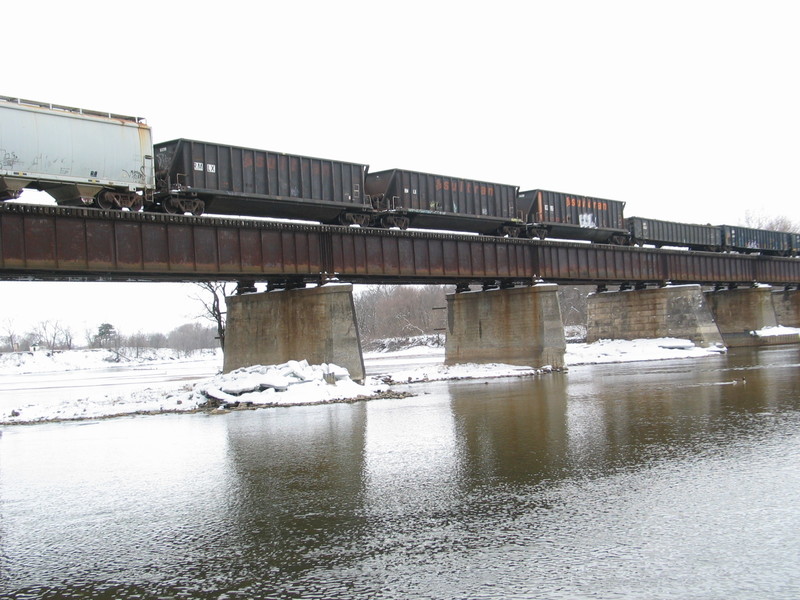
[{"x1": 1, "y1": 203, "x2": 798, "y2": 287}]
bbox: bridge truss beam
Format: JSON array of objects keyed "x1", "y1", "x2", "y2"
[{"x1": 1, "y1": 203, "x2": 799, "y2": 287}]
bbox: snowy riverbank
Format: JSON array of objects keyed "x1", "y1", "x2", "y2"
[{"x1": 0, "y1": 329, "x2": 795, "y2": 425}]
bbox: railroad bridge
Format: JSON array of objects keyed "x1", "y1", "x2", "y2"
[{"x1": 2, "y1": 203, "x2": 799, "y2": 378}]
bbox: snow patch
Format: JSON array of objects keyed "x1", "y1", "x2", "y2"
[
  {"x1": 750, "y1": 325, "x2": 800, "y2": 338},
  {"x1": 564, "y1": 337, "x2": 726, "y2": 365},
  {"x1": 0, "y1": 347, "x2": 221, "y2": 374},
  {"x1": 0, "y1": 336, "x2": 734, "y2": 425}
]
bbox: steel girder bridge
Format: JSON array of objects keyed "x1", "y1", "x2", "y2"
[{"x1": 1, "y1": 203, "x2": 798, "y2": 290}]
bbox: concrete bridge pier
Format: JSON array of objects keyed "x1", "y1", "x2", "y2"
[
  {"x1": 587, "y1": 284, "x2": 724, "y2": 347},
  {"x1": 223, "y1": 284, "x2": 365, "y2": 381},
  {"x1": 772, "y1": 288, "x2": 800, "y2": 328},
  {"x1": 445, "y1": 284, "x2": 566, "y2": 369},
  {"x1": 704, "y1": 286, "x2": 778, "y2": 347}
]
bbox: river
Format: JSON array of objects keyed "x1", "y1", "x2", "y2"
[{"x1": 1, "y1": 346, "x2": 799, "y2": 599}]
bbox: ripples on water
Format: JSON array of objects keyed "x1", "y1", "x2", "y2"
[{"x1": 1, "y1": 347, "x2": 799, "y2": 599}]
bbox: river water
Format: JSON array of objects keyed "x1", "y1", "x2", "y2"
[{"x1": 1, "y1": 346, "x2": 799, "y2": 599}]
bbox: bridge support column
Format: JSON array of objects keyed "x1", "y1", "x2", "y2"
[
  {"x1": 587, "y1": 284, "x2": 724, "y2": 347},
  {"x1": 445, "y1": 284, "x2": 566, "y2": 369},
  {"x1": 772, "y1": 289, "x2": 800, "y2": 328},
  {"x1": 223, "y1": 284, "x2": 365, "y2": 381},
  {"x1": 704, "y1": 286, "x2": 779, "y2": 347}
]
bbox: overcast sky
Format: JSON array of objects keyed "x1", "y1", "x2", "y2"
[{"x1": 3, "y1": 0, "x2": 799, "y2": 336}]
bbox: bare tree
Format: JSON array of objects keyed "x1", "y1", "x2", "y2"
[
  {"x1": 743, "y1": 211, "x2": 800, "y2": 233},
  {"x1": 2, "y1": 319, "x2": 19, "y2": 352},
  {"x1": 125, "y1": 331, "x2": 149, "y2": 358},
  {"x1": 192, "y1": 282, "x2": 232, "y2": 349},
  {"x1": 354, "y1": 285, "x2": 448, "y2": 341},
  {"x1": 167, "y1": 322, "x2": 218, "y2": 356},
  {"x1": 35, "y1": 320, "x2": 64, "y2": 352},
  {"x1": 60, "y1": 326, "x2": 74, "y2": 350},
  {"x1": 84, "y1": 326, "x2": 97, "y2": 348},
  {"x1": 20, "y1": 330, "x2": 42, "y2": 352},
  {"x1": 148, "y1": 332, "x2": 168, "y2": 348},
  {"x1": 558, "y1": 285, "x2": 593, "y2": 327}
]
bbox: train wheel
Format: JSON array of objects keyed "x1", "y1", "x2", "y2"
[
  {"x1": 162, "y1": 197, "x2": 180, "y2": 214},
  {"x1": 610, "y1": 233, "x2": 631, "y2": 246},
  {"x1": 500, "y1": 225, "x2": 522, "y2": 238},
  {"x1": 0, "y1": 190, "x2": 22, "y2": 201},
  {"x1": 338, "y1": 212, "x2": 370, "y2": 226},
  {"x1": 95, "y1": 192, "x2": 115, "y2": 210},
  {"x1": 190, "y1": 200, "x2": 205, "y2": 216}
]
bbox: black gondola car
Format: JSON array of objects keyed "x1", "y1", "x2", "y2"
[
  {"x1": 626, "y1": 216, "x2": 721, "y2": 251},
  {"x1": 152, "y1": 139, "x2": 371, "y2": 224},
  {"x1": 721, "y1": 225, "x2": 791, "y2": 256},
  {"x1": 364, "y1": 168, "x2": 522, "y2": 235},
  {"x1": 519, "y1": 189, "x2": 628, "y2": 243},
  {"x1": 789, "y1": 233, "x2": 800, "y2": 256}
]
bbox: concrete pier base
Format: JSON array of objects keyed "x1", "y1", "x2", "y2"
[
  {"x1": 772, "y1": 289, "x2": 800, "y2": 328},
  {"x1": 587, "y1": 285, "x2": 724, "y2": 347},
  {"x1": 223, "y1": 284, "x2": 365, "y2": 381},
  {"x1": 704, "y1": 286, "x2": 778, "y2": 347},
  {"x1": 445, "y1": 284, "x2": 566, "y2": 369}
]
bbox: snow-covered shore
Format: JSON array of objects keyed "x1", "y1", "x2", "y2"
[{"x1": 0, "y1": 329, "x2": 795, "y2": 426}]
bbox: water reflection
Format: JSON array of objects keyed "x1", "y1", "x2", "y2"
[
  {"x1": 364, "y1": 393, "x2": 461, "y2": 513},
  {"x1": 449, "y1": 375, "x2": 570, "y2": 485},
  {"x1": 223, "y1": 404, "x2": 369, "y2": 581},
  {"x1": 1, "y1": 347, "x2": 799, "y2": 599}
]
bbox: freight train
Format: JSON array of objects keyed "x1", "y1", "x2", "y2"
[{"x1": 1, "y1": 95, "x2": 797, "y2": 256}]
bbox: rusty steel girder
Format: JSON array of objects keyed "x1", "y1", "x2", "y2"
[{"x1": 1, "y1": 203, "x2": 799, "y2": 287}]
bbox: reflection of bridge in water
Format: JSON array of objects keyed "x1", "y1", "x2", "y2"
[{"x1": 2, "y1": 202, "x2": 799, "y2": 378}]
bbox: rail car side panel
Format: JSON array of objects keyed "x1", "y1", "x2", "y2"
[
  {"x1": 154, "y1": 139, "x2": 369, "y2": 221},
  {"x1": 721, "y1": 225, "x2": 790, "y2": 255},
  {"x1": 519, "y1": 189, "x2": 627, "y2": 243},
  {"x1": 365, "y1": 168, "x2": 520, "y2": 234},
  {"x1": 626, "y1": 216, "x2": 721, "y2": 250},
  {"x1": 0, "y1": 97, "x2": 154, "y2": 202}
]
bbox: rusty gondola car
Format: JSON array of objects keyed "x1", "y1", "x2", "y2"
[
  {"x1": 518, "y1": 189, "x2": 629, "y2": 244},
  {"x1": 152, "y1": 139, "x2": 372, "y2": 224},
  {"x1": 364, "y1": 169, "x2": 523, "y2": 235}
]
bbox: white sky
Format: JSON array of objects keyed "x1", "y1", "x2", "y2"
[{"x1": 3, "y1": 0, "x2": 799, "y2": 336}]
